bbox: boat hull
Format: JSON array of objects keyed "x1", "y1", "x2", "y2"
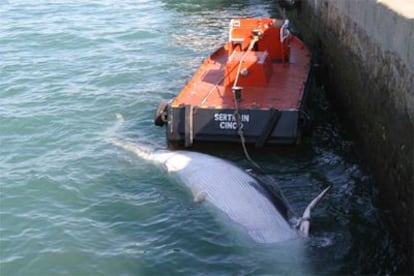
[{"x1": 167, "y1": 105, "x2": 306, "y2": 147}]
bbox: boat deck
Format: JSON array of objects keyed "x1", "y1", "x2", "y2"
[{"x1": 171, "y1": 36, "x2": 311, "y2": 111}]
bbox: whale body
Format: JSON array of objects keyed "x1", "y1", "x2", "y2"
[{"x1": 110, "y1": 138, "x2": 330, "y2": 243}]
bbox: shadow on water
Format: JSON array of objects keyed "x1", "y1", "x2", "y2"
[{"x1": 303, "y1": 85, "x2": 406, "y2": 274}]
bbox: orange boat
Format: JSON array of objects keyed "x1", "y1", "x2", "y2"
[{"x1": 154, "y1": 18, "x2": 312, "y2": 148}]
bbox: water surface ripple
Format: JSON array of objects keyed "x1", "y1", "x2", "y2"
[{"x1": 0, "y1": 0, "x2": 405, "y2": 275}]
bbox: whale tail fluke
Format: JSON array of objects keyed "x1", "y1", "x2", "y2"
[
  {"x1": 107, "y1": 114, "x2": 175, "y2": 164},
  {"x1": 105, "y1": 113, "x2": 155, "y2": 161},
  {"x1": 110, "y1": 137, "x2": 155, "y2": 161},
  {"x1": 297, "y1": 185, "x2": 332, "y2": 237}
]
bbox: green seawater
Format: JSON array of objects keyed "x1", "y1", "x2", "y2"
[{"x1": 0, "y1": 0, "x2": 406, "y2": 275}]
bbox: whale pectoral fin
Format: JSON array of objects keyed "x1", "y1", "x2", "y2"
[
  {"x1": 298, "y1": 186, "x2": 332, "y2": 237},
  {"x1": 194, "y1": 191, "x2": 208, "y2": 203},
  {"x1": 297, "y1": 216, "x2": 311, "y2": 237}
]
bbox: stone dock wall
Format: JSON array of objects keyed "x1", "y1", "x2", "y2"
[{"x1": 286, "y1": 0, "x2": 413, "y2": 266}]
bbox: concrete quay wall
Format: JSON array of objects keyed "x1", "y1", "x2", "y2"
[{"x1": 287, "y1": 0, "x2": 413, "y2": 266}]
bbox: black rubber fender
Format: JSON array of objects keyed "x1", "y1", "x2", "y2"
[{"x1": 154, "y1": 101, "x2": 169, "y2": 126}]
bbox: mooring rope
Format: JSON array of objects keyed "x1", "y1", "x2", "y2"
[
  {"x1": 233, "y1": 36, "x2": 259, "y2": 88},
  {"x1": 232, "y1": 94, "x2": 262, "y2": 170},
  {"x1": 232, "y1": 37, "x2": 262, "y2": 170}
]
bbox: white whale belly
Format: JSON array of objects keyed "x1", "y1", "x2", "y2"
[{"x1": 162, "y1": 151, "x2": 297, "y2": 243}]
